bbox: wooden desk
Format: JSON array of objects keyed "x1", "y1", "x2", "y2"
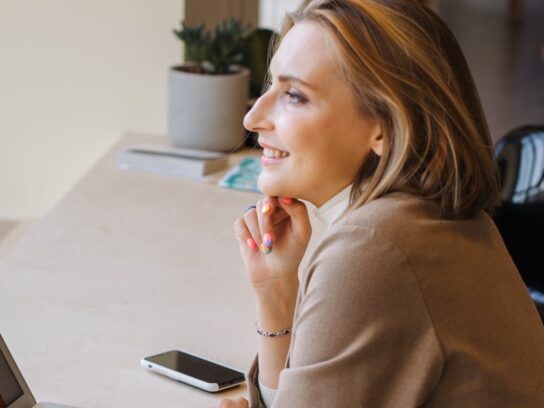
[{"x1": 0, "y1": 133, "x2": 277, "y2": 407}]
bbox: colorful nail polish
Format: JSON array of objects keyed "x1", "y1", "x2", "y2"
[
  {"x1": 260, "y1": 243, "x2": 272, "y2": 254},
  {"x1": 261, "y1": 203, "x2": 272, "y2": 214},
  {"x1": 247, "y1": 238, "x2": 258, "y2": 250},
  {"x1": 280, "y1": 197, "x2": 293, "y2": 204},
  {"x1": 263, "y1": 232, "x2": 274, "y2": 247}
]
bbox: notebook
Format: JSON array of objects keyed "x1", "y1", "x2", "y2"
[{"x1": 218, "y1": 156, "x2": 262, "y2": 193}]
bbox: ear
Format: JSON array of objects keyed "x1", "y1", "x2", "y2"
[{"x1": 369, "y1": 122, "x2": 384, "y2": 157}]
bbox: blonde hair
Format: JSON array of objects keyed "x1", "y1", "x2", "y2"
[{"x1": 274, "y1": 0, "x2": 500, "y2": 219}]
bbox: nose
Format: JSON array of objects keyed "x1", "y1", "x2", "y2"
[{"x1": 243, "y1": 92, "x2": 274, "y2": 133}]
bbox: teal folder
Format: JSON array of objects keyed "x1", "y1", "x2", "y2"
[{"x1": 218, "y1": 157, "x2": 262, "y2": 193}]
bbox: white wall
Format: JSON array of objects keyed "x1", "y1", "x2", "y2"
[
  {"x1": 259, "y1": 0, "x2": 304, "y2": 31},
  {"x1": 0, "y1": 0, "x2": 183, "y2": 220}
]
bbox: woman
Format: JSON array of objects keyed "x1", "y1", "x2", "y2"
[{"x1": 220, "y1": 1, "x2": 544, "y2": 407}]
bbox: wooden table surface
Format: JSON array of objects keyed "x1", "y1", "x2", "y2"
[{"x1": 0, "y1": 133, "x2": 277, "y2": 407}]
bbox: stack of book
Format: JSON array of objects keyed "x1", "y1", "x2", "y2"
[{"x1": 117, "y1": 144, "x2": 228, "y2": 178}]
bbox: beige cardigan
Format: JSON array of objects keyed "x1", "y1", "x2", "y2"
[{"x1": 247, "y1": 192, "x2": 544, "y2": 407}]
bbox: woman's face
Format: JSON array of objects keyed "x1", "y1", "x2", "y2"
[{"x1": 243, "y1": 21, "x2": 382, "y2": 207}]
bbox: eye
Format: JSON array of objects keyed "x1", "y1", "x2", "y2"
[{"x1": 284, "y1": 90, "x2": 307, "y2": 104}]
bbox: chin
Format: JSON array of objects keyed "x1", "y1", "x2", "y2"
[{"x1": 258, "y1": 174, "x2": 290, "y2": 198}]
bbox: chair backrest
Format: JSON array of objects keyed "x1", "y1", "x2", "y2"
[
  {"x1": 495, "y1": 125, "x2": 544, "y2": 204},
  {"x1": 493, "y1": 125, "x2": 544, "y2": 294}
]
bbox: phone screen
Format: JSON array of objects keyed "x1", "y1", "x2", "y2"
[{"x1": 145, "y1": 350, "x2": 245, "y2": 385}]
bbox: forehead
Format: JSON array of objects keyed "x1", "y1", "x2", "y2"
[{"x1": 270, "y1": 21, "x2": 340, "y2": 87}]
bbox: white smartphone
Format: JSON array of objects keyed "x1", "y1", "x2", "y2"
[{"x1": 141, "y1": 349, "x2": 246, "y2": 392}]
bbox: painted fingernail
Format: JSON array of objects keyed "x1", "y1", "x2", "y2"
[
  {"x1": 280, "y1": 197, "x2": 293, "y2": 204},
  {"x1": 246, "y1": 238, "x2": 258, "y2": 250},
  {"x1": 260, "y1": 242, "x2": 272, "y2": 254},
  {"x1": 261, "y1": 203, "x2": 272, "y2": 214},
  {"x1": 263, "y1": 232, "x2": 274, "y2": 247}
]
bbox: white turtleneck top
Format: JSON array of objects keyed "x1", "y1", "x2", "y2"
[{"x1": 310, "y1": 184, "x2": 351, "y2": 227}]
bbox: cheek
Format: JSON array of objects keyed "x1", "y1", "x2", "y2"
[
  {"x1": 278, "y1": 113, "x2": 349, "y2": 180},
  {"x1": 277, "y1": 114, "x2": 318, "y2": 153},
  {"x1": 303, "y1": 124, "x2": 370, "y2": 180}
]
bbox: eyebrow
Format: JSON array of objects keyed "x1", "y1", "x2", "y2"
[{"x1": 272, "y1": 73, "x2": 316, "y2": 91}]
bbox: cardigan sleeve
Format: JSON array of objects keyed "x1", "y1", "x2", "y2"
[
  {"x1": 247, "y1": 356, "x2": 282, "y2": 407},
  {"x1": 247, "y1": 355, "x2": 267, "y2": 408},
  {"x1": 267, "y1": 224, "x2": 445, "y2": 407}
]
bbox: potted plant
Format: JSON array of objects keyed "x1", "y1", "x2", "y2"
[{"x1": 169, "y1": 19, "x2": 252, "y2": 152}]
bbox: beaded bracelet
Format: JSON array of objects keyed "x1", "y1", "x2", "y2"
[{"x1": 255, "y1": 321, "x2": 292, "y2": 338}]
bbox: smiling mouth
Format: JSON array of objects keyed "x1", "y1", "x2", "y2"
[{"x1": 263, "y1": 147, "x2": 290, "y2": 159}]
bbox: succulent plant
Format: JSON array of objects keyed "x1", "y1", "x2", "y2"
[{"x1": 173, "y1": 18, "x2": 252, "y2": 75}]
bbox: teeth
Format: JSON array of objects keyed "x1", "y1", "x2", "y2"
[{"x1": 263, "y1": 147, "x2": 289, "y2": 159}]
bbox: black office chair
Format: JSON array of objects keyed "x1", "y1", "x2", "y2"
[{"x1": 493, "y1": 125, "x2": 544, "y2": 319}]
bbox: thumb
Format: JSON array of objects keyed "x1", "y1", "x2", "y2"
[{"x1": 277, "y1": 197, "x2": 312, "y2": 242}]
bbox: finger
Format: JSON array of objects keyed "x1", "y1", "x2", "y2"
[
  {"x1": 236, "y1": 398, "x2": 249, "y2": 408},
  {"x1": 277, "y1": 197, "x2": 312, "y2": 243},
  {"x1": 233, "y1": 218, "x2": 258, "y2": 253},
  {"x1": 256, "y1": 197, "x2": 278, "y2": 254},
  {"x1": 232, "y1": 398, "x2": 248, "y2": 408},
  {"x1": 217, "y1": 399, "x2": 232, "y2": 408},
  {"x1": 243, "y1": 205, "x2": 263, "y2": 247},
  {"x1": 217, "y1": 398, "x2": 248, "y2": 408},
  {"x1": 271, "y1": 208, "x2": 289, "y2": 227}
]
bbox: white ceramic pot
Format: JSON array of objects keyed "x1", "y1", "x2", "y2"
[{"x1": 168, "y1": 65, "x2": 250, "y2": 152}]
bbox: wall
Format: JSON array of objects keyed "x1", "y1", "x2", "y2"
[
  {"x1": 0, "y1": 0, "x2": 306, "y2": 220},
  {"x1": 0, "y1": 0, "x2": 183, "y2": 220},
  {"x1": 185, "y1": 0, "x2": 258, "y2": 28},
  {"x1": 259, "y1": 0, "x2": 304, "y2": 31}
]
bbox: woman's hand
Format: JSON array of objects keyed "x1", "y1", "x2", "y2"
[
  {"x1": 234, "y1": 196, "x2": 311, "y2": 389},
  {"x1": 217, "y1": 397, "x2": 248, "y2": 408},
  {"x1": 233, "y1": 197, "x2": 311, "y2": 293}
]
